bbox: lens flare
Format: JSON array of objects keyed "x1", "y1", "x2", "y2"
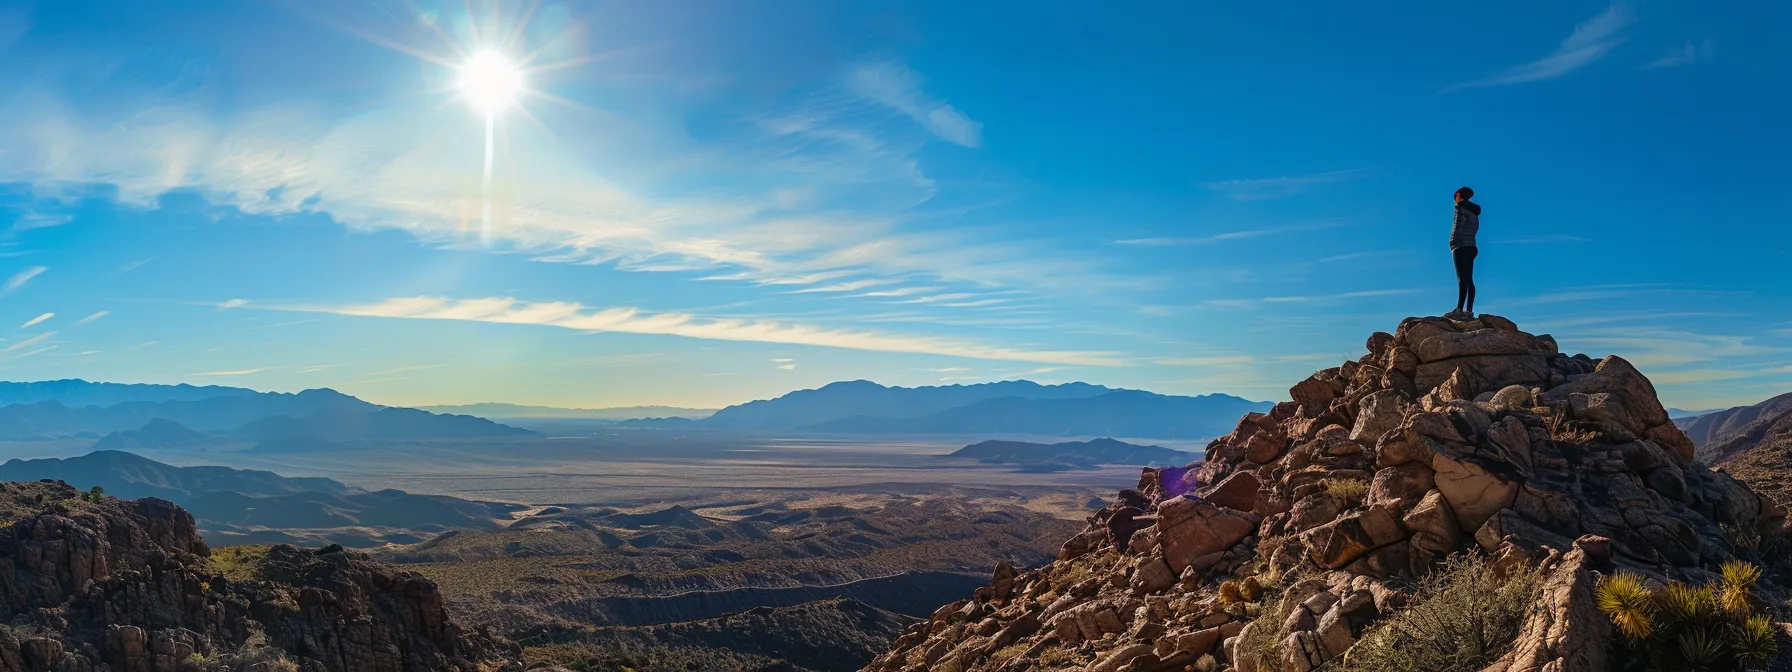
[{"x1": 457, "y1": 50, "x2": 523, "y2": 114}]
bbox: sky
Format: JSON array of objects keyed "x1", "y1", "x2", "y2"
[{"x1": 0, "y1": 0, "x2": 1786, "y2": 410}]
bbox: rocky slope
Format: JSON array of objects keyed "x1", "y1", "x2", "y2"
[
  {"x1": 0, "y1": 480, "x2": 520, "y2": 672},
  {"x1": 861, "y1": 315, "x2": 1788, "y2": 672}
]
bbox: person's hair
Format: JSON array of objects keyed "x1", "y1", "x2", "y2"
[{"x1": 1455, "y1": 186, "x2": 1474, "y2": 200}]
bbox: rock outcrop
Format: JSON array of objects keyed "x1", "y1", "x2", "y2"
[
  {"x1": 860, "y1": 315, "x2": 1788, "y2": 672},
  {"x1": 0, "y1": 480, "x2": 519, "y2": 672}
]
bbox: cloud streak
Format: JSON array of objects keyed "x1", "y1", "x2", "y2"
[
  {"x1": 1644, "y1": 39, "x2": 1715, "y2": 69},
  {"x1": 71, "y1": 311, "x2": 108, "y2": 326},
  {"x1": 1200, "y1": 170, "x2": 1368, "y2": 200},
  {"x1": 269, "y1": 296, "x2": 1129, "y2": 366},
  {"x1": 1115, "y1": 222, "x2": 1347, "y2": 247},
  {"x1": 1446, "y1": 3, "x2": 1633, "y2": 91},
  {"x1": 1, "y1": 266, "x2": 45, "y2": 295},
  {"x1": 845, "y1": 61, "x2": 984, "y2": 148},
  {"x1": 19, "y1": 313, "x2": 52, "y2": 329}
]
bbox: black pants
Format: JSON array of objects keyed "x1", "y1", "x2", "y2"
[{"x1": 1453, "y1": 246, "x2": 1478, "y2": 312}]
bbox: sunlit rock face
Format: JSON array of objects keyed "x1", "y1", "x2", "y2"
[{"x1": 859, "y1": 315, "x2": 1787, "y2": 672}]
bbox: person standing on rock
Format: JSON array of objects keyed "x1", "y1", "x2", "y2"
[{"x1": 1448, "y1": 186, "x2": 1480, "y2": 318}]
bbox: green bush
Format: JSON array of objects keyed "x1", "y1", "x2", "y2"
[
  {"x1": 1330, "y1": 553, "x2": 1543, "y2": 672},
  {"x1": 1597, "y1": 561, "x2": 1777, "y2": 671}
]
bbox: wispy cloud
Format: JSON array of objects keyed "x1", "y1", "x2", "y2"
[
  {"x1": 19, "y1": 313, "x2": 52, "y2": 329},
  {"x1": 1199, "y1": 288, "x2": 1417, "y2": 309},
  {"x1": 190, "y1": 368, "x2": 270, "y2": 376},
  {"x1": 1157, "y1": 355, "x2": 1256, "y2": 366},
  {"x1": 1446, "y1": 3, "x2": 1634, "y2": 91},
  {"x1": 270, "y1": 296, "x2": 1129, "y2": 366},
  {"x1": 845, "y1": 61, "x2": 983, "y2": 148},
  {"x1": 1116, "y1": 221, "x2": 1347, "y2": 247},
  {"x1": 1200, "y1": 170, "x2": 1368, "y2": 200},
  {"x1": 71, "y1": 311, "x2": 108, "y2": 326},
  {"x1": 771, "y1": 358, "x2": 798, "y2": 371},
  {"x1": 11, "y1": 212, "x2": 71, "y2": 231},
  {"x1": 3, "y1": 331, "x2": 53, "y2": 352},
  {"x1": 1, "y1": 266, "x2": 45, "y2": 295},
  {"x1": 1644, "y1": 39, "x2": 1715, "y2": 69},
  {"x1": 115, "y1": 258, "x2": 155, "y2": 275},
  {"x1": 1319, "y1": 250, "x2": 1409, "y2": 263},
  {"x1": 218, "y1": 298, "x2": 248, "y2": 309},
  {"x1": 788, "y1": 279, "x2": 888, "y2": 294}
]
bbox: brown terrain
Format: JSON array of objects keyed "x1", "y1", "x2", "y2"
[
  {"x1": 863, "y1": 315, "x2": 1792, "y2": 672},
  {"x1": 1676, "y1": 392, "x2": 1792, "y2": 511},
  {"x1": 0, "y1": 479, "x2": 518, "y2": 671},
  {"x1": 375, "y1": 485, "x2": 1090, "y2": 670}
]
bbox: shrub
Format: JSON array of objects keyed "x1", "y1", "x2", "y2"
[
  {"x1": 1330, "y1": 553, "x2": 1543, "y2": 672},
  {"x1": 1597, "y1": 561, "x2": 1778, "y2": 671},
  {"x1": 1321, "y1": 478, "x2": 1369, "y2": 506}
]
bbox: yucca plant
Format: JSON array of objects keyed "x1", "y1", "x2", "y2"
[
  {"x1": 1597, "y1": 562, "x2": 1779, "y2": 672},
  {"x1": 1718, "y1": 560, "x2": 1760, "y2": 617},
  {"x1": 1595, "y1": 570, "x2": 1655, "y2": 639},
  {"x1": 1676, "y1": 628, "x2": 1726, "y2": 671},
  {"x1": 1734, "y1": 615, "x2": 1777, "y2": 664}
]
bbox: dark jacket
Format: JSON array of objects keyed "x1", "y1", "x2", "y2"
[{"x1": 1450, "y1": 200, "x2": 1481, "y2": 250}]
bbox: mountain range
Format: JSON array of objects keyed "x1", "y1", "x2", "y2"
[
  {"x1": 0, "y1": 450, "x2": 519, "y2": 545},
  {"x1": 633, "y1": 380, "x2": 1270, "y2": 440},
  {"x1": 946, "y1": 438, "x2": 1195, "y2": 471},
  {"x1": 418, "y1": 403, "x2": 716, "y2": 420},
  {"x1": 0, "y1": 379, "x2": 532, "y2": 440}
]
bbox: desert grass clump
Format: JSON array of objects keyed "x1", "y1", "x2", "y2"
[
  {"x1": 1217, "y1": 580, "x2": 1246, "y2": 605},
  {"x1": 1321, "y1": 478, "x2": 1369, "y2": 506},
  {"x1": 1331, "y1": 552, "x2": 1543, "y2": 672},
  {"x1": 1192, "y1": 653, "x2": 1220, "y2": 672},
  {"x1": 1599, "y1": 562, "x2": 1778, "y2": 671},
  {"x1": 1240, "y1": 575, "x2": 1264, "y2": 601}
]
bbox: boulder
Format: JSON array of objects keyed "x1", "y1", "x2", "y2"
[
  {"x1": 1479, "y1": 546, "x2": 1609, "y2": 672},
  {"x1": 1429, "y1": 441, "x2": 1521, "y2": 533},
  {"x1": 1198, "y1": 471, "x2": 1262, "y2": 513},
  {"x1": 1411, "y1": 328, "x2": 1549, "y2": 363},
  {"x1": 1300, "y1": 505, "x2": 1407, "y2": 570},
  {"x1": 1155, "y1": 497, "x2": 1257, "y2": 573},
  {"x1": 1350, "y1": 389, "x2": 1412, "y2": 442},
  {"x1": 1401, "y1": 490, "x2": 1463, "y2": 554},
  {"x1": 1367, "y1": 461, "x2": 1435, "y2": 509}
]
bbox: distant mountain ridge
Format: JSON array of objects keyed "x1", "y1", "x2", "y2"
[
  {"x1": 0, "y1": 379, "x2": 534, "y2": 440},
  {"x1": 1675, "y1": 391, "x2": 1792, "y2": 463},
  {"x1": 947, "y1": 438, "x2": 1195, "y2": 471},
  {"x1": 0, "y1": 449, "x2": 349, "y2": 502},
  {"x1": 702, "y1": 379, "x2": 1118, "y2": 431},
  {"x1": 644, "y1": 380, "x2": 1267, "y2": 440},
  {"x1": 0, "y1": 450, "x2": 519, "y2": 546},
  {"x1": 0, "y1": 379, "x2": 261, "y2": 407},
  {"x1": 419, "y1": 402, "x2": 716, "y2": 421}
]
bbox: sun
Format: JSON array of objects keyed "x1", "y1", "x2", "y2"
[{"x1": 456, "y1": 49, "x2": 524, "y2": 115}]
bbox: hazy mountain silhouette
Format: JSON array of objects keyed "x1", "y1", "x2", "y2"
[
  {"x1": 238, "y1": 406, "x2": 536, "y2": 441},
  {"x1": 419, "y1": 403, "x2": 716, "y2": 420},
  {"x1": 698, "y1": 380, "x2": 1119, "y2": 432},
  {"x1": 0, "y1": 449, "x2": 347, "y2": 502},
  {"x1": 0, "y1": 379, "x2": 260, "y2": 407},
  {"x1": 797, "y1": 389, "x2": 1270, "y2": 440},
  {"x1": 0, "y1": 380, "x2": 534, "y2": 440},
  {"x1": 91, "y1": 419, "x2": 224, "y2": 451},
  {"x1": 947, "y1": 438, "x2": 1195, "y2": 470}
]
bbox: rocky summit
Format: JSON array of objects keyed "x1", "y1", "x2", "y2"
[
  {"x1": 0, "y1": 480, "x2": 519, "y2": 672},
  {"x1": 861, "y1": 315, "x2": 1789, "y2": 672}
]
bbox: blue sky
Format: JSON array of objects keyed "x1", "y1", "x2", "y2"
[{"x1": 0, "y1": 0, "x2": 1786, "y2": 409}]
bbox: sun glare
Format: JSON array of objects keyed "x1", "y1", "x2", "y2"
[{"x1": 457, "y1": 50, "x2": 523, "y2": 114}]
